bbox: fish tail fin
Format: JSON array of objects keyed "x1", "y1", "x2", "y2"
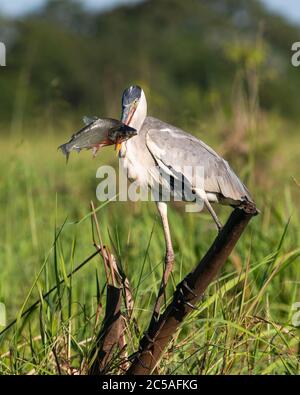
[{"x1": 58, "y1": 143, "x2": 70, "y2": 163}]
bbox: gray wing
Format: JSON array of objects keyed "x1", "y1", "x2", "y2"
[{"x1": 144, "y1": 117, "x2": 252, "y2": 203}]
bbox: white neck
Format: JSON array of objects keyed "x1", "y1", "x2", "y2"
[{"x1": 129, "y1": 90, "x2": 147, "y2": 132}]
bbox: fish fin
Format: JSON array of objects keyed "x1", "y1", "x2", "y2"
[
  {"x1": 83, "y1": 116, "x2": 99, "y2": 125},
  {"x1": 92, "y1": 146, "x2": 100, "y2": 158},
  {"x1": 58, "y1": 143, "x2": 70, "y2": 163}
]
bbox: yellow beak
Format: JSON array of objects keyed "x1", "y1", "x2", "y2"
[{"x1": 115, "y1": 142, "x2": 122, "y2": 156}]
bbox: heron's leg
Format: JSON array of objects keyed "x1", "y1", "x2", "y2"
[
  {"x1": 203, "y1": 199, "x2": 223, "y2": 231},
  {"x1": 194, "y1": 188, "x2": 223, "y2": 231},
  {"x1": 150, "y1": 202, "x2": 174, "y2": 325}
]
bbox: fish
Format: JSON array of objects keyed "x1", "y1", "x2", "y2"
[{"x1": 58, "y1": 117, "x2": 137, "y2": 161}]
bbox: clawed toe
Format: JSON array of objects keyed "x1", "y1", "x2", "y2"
[{"x1": 174, "y1": 281, "x2": 198, "y2": 310}]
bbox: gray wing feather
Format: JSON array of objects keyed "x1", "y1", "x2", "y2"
[{"x1": 144, "y1": 117, "x2": 252, "y2": 203}]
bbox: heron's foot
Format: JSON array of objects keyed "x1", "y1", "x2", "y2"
[
  {"x1": 176, "y1": 289, "x2": 198, "y2": 310},
  {"x1": 174, "y1": 281, "x2": 198, "y2": 310},
  {"x1": 182, "y1": 280, "x2": 197, "y2": 297}
]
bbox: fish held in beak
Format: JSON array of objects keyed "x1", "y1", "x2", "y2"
[
  {"x1": 108, "y1": 124, "x2": 137, "y2": 155},
  {"x1": 58, "y1": 118, "x2": 136, "y2": 161}
]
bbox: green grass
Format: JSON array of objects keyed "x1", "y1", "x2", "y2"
[{"x1": 0, "y1": 117, "x2": 299, "y2": 374}]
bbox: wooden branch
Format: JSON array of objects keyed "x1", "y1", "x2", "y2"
[
  {"x1": 126, "y1": 204, "x2": 258, "y2": 375},
  {"x1": 88, "y1": 245, "x2": 134, "y2": 374},
  {"x1": 88, "y1": 285, "x2": 122, "y2": 375}
]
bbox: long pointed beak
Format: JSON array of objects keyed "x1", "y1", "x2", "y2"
[{"x1": 121, "y1": 104, "x2": 136, "y2": 125}]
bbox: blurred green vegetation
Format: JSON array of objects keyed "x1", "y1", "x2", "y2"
[
  {"x1": 1, "y1": 0, "x2": 300, "y2": 124},
  {"x1": 0, "y1": 0, "x2": 300, "y2": 374}
]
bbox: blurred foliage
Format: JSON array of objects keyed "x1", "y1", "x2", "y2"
[{"x1": 1, "y1": 0, "x2": 300, "y2": 127}]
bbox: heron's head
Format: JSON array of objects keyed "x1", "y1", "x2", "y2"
[{"x1": 121, "y1": 85, "x2": 147, "y2": 130}]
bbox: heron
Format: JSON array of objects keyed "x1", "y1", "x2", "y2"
[{"x1": 119, "y1": 85, "x2": 253, "y2": 320}]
